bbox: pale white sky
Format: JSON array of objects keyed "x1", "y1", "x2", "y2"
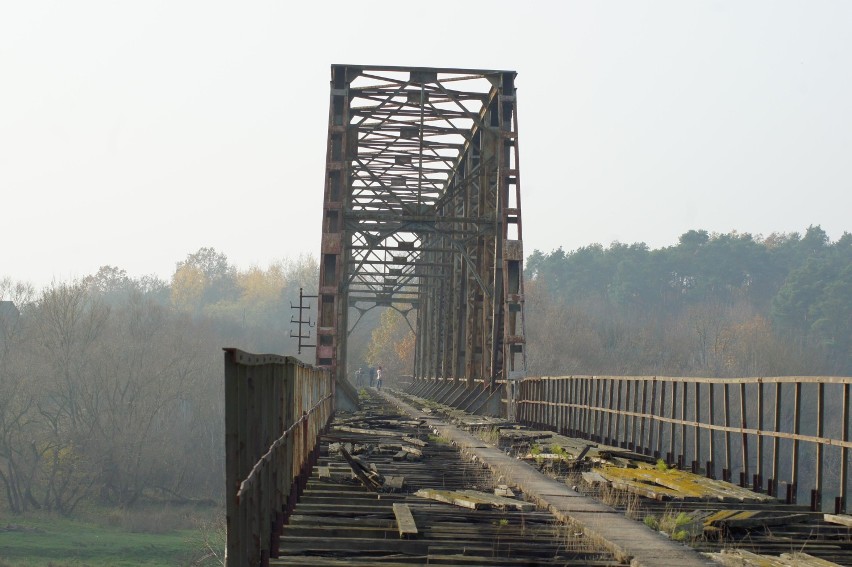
[{"x1": 2, "y1": 1, "x2": 850, "y2": 288}]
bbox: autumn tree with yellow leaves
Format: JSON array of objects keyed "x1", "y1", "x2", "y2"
[{"x1": 365, "y1": 308, "x2": 415, "y2": 385}]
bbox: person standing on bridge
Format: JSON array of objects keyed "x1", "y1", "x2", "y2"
[{"x1": 376, "y1": 366, "x2": 383, "y2": 391}]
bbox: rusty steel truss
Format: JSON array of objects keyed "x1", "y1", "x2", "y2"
[{"x1": 316, "y1": 65, "x2": 527, "y2": 409}]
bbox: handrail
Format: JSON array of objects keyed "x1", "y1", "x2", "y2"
[
  {"x1": 518, "y1": 374, "x2": 850, "y2": 514},
  {"x1": 236, "y1": 393, "x2": 333, "y2": 501}
]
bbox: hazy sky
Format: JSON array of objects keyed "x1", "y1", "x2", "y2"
[{"x1": 2, "y1": 1, "x2": 850, "y2": 288}]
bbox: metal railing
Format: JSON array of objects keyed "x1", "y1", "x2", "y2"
[
  {"x1": 518, "y1": 375, "x2": 851, "y2": 513},
  {"x1": 224, "y1": 349, "x2": 334, "y2": 567}
]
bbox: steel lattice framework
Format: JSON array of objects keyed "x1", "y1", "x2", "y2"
[{"x1": 317, "y1": 65, "x2": 526, "y2": 411}]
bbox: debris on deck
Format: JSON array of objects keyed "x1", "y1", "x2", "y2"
[
  {"x1": 702, "y1": 509, "x2": 810, "y2": 530},
  {"x1": 339, "y1": 446, "x2": 384, "y2": 491},
  {"x1": 596, "y1": 465, "x2": 777, "y2": 502},
  {"x1": 277, "y1": 391, "x2": 624, "y2": 566},
  {"x1": 392, "y1": 502, "x2": 418, "y2": 538},
  {"x1": 705, "y1": 549, "x2": 841, "y2": 566},
  {"x1": 824, "y1": 513, "x2": 852, "y2": 528},
  {"x1": 395, "y1": 389, "x2": 852, "y2": 565},
  {"x1": 414, "y1": 488, "x2": 535, "y2": 511}
]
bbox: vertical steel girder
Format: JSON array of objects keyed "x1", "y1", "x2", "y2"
[{"x1": 317, "y1": 65, "x2": 527, "y2": 404}]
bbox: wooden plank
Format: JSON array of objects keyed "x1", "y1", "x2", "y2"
[
  {"x1": 823, "y1": 513, "x2": 852, "y2": 527},
  {"x1": 414, "y1": 488, "x2": 489, "y2": 509},
  {"x1": 581, "y1": 471, "x2": 609, "y2": 486},
  {"x1": 706, "y1": 549, "x2": 842, "y2": 567},
  {"x1": 778, "y1": 553, "x2": 843, "y2": 567},
  {"x1": 333, "y1": 425, "x2": 401, "y2": 436},
  {"x1": 402, "y1": 436, "x2": 428, "y2": 447},
  {"x1": 339, "y1": 446, "x2": 380, "y2": 491},
  {"x1": 384, "y1": 476, "x2": 404, "y2": 491},
  {"x1": 456, "y1": 490, "x2": 535, "y2": 511},
  {"x1": 704, "y1": 510, "x2": 810, "y2": 529},
  {"x1": 317, "y1": 466, "x2": 330, "y2": 479},
  {"x1": 392, "y1": 503, "x2": 418, "y2": 537},
  {"x1": 401, "y1": 445, "x2": 423, "y2": 457},
  {"x1": 413, "y1": 488, "x2": 534, "y2": 511},
  {"x1": 599, "y1": 465, "x2": 776, "y2": 502}
]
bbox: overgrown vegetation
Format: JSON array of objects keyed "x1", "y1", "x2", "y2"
[{"x1": 642, "y1": 510, "x2": 701, "y2": 543}]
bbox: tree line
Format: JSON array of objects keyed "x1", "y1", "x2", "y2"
[
  {"x1": 0, "y1": 249, "x2": 317, "y2": 515},
  {"x1": 2, "y1": 226, "x2": 848, "y2": 516},
  {"x1": 524, "y1": 225, "x2": 851, "y2": 377}
]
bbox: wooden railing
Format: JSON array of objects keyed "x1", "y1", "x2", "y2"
[
  {"x1": 518, "y1": 375, "x2": 851, "y2": 513},
  {"x1": 224, "y1": 349, "x2": 334, "y2": 567}
]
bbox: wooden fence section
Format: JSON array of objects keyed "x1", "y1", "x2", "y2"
[
  {"x1": 224, "y1": 349, "x2": 334, "y2": 567},
  {"x1": 518, "y1": 375, "x2": 851, "y2": 513}
]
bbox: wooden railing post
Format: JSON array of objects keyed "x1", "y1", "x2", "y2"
[{"x1": 839, "y1": 382, "x2": 849, "y2": 514}]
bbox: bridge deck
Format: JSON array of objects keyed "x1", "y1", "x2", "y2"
[
  {"x1": 265, "y1": 384, "x2": 852, "y2": 566},
  {"x1": 377, "y1": 389, "x2": 716, "y2": 567},
  {"x1": 276, "y1": 392, "x2": 622, "y2": 566}
]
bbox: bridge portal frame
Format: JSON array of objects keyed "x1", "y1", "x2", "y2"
[{"x1": 317, "y1": 65, "x2": 527, "y2": 414}]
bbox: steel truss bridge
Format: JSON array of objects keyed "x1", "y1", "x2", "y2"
[
  {"x1": 222, "y1": 65, "x2": 852, "y2": 566},
  {"x1": 316, "y1": 65, "x2": 526, "y2": 413}
]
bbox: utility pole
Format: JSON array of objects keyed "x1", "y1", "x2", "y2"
[{"x1": 290, "y1": 287, "x2": 317, "y2": 354}]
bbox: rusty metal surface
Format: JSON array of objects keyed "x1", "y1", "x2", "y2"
[{"x1": 317, "y1": 65, "x2": 527, "y2": 411}]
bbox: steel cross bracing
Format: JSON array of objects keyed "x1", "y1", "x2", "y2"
[{"x1": 317, "y1": 65, "x2": 527, "y2": 412}]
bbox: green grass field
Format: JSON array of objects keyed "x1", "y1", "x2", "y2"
[{"x1": 0, "y1": 508, "x2": 222, "y2": 567}]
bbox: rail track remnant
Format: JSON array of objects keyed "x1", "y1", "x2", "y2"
[{"x1": 317, "y1": 65, "x2": 527, "y2": 415}]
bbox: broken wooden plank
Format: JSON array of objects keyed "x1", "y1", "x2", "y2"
[
  {"x1": 414, "y1": 488, "x2": 534, "y2": 511},
  {"x1": 401, "y1": 445, "x2": 423, "y2": 458},
  {"x1": 598, "y1": 465, "x2": 776, "y2": 503},
  {"x1": 414, "y1": 488, "x2": 488, "y2": 509},
  {"x1": 704, "y1": 509, "x2": 810, "y2": 529},
  {"x1": 581, "y1": 471, "x2": 608, "y2": 486},
  {"x1": 384, "y1": 476, "x2": 404, "y2": 491},
  {"x1": 456, "y1": 490, "x2": 535, "y2": 511},
  {"x1": 392, "y1": 503, "x2": 418, "y2": 538},
  {"x1": 823, "y1": 513, "x2": 852, "y2": 528},
  {"x1": 706, "y1": 549, "x2": 841, "y2": 567},
  {"x1": 523, "y1": 452, "x2": 566, "y2": 461},
  {"x1": 402, "y1": 436, "x2": 428, "y2": 447},
  {"x1": 340, "y1": 446, "x2": 381, "y2": 491},
  {"x1": 494, "y1": 485, "x2": 515, "y2": 498},
  {"x1": 333, "y1": 425, "x2": 402, "y2": 436},
  {"x1": 393, "y1": 451, "x2": 408, "y2": 462},
  {"x1": 574, "y1": 444, "x2": 593, "y2": 461}
]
